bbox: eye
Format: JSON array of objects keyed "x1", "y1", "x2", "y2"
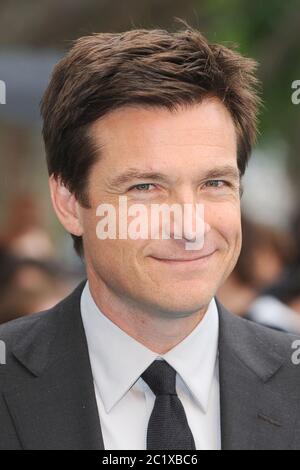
[
  {"x1": 129, "y1": 183, "x2": 156, "y2": 192},
  {"x1": 204, "y1": 180, "x2": 229, "y2": 189}
]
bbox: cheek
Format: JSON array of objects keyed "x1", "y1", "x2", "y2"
[
  {"x1": 88, "y1": 235, "x2": 144, "y2": 277},
  {"x1": 206, "y1": 203, "x2": 242, "y2": 249},
  {"x1": 81, "y1": 206, "x2": 148, "y2": 269}
]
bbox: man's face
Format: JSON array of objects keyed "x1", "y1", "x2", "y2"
[{"x1": 81, "y1": 98, "x2": 242, "y2": 317}]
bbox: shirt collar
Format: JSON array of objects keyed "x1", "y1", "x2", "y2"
[{"x1": 81, "y1": 281, "x2": 219, "y2": 414}]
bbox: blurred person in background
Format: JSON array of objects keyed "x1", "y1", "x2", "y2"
[
  {"x1": 246, "y1": 208, "x2": 300, "y2": 334},
  {"x1": 291, "y1": 208, "x2": 300, "y2": 268},
  {"x1": 248, "y1": 268, "x2": 300, "y2": 334},
  {"x1": 217, "y1": 215, "x2": 297, "y2": 316},
  {"x1": 1, "y1": 193, "x2": 56, "y2": 260},
  {"x1": 0, "y1": 193, "x2": 84, "y2": 323},
  {"x1": 0, "y1": 246, "x2": 80, "y2": 324}
]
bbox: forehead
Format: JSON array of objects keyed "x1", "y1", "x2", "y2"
[{"x1": 90, "y1": 98, "x2": 237, "y2": 169}]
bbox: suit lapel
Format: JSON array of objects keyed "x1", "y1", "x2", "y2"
[
  {"x1": 4, "y1": 282, "x2": 105, "y2": 450},
  {"x1": 217, "y1": 301, "x2": 298, "y2": 450}
]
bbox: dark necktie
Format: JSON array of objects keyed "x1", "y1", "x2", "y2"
[{"x1": 141, "y1": 360, "x2": 196, "y2": 450}]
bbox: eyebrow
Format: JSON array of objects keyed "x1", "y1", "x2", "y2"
[
  {"x1": 202, "y1": 165, "x2": 241, "y2": 181},
  {"x1": 108, "y1": 165, "x2": 240, "y2": 187},
  {"x1": 108, "y1": 169, "x2": 170, "y2": 187}
]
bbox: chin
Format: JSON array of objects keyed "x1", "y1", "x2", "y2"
[{"x1": 147, "y1": 286, "x2": 215, "y2": 317}]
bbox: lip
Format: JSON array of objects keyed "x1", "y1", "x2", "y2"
[{"x1": 150, "y1": 251, "x2": 216, "y2": 265}]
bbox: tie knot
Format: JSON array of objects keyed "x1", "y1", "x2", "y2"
[{"x1": 141, "y1": 360, "x2": 177, "y2": 396}]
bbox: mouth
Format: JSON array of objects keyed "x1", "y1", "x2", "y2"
[{"x1": 149, "y1": 250, "x2": 216, "y2": 266}]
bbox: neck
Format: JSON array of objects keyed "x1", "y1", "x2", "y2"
[{"x1": 87, "y1": 269, "x2": 208, "y2": 355}]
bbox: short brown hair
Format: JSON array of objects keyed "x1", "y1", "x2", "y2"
[{"x1": 41, "y1": 21, "x2": 261, "y2": 256}]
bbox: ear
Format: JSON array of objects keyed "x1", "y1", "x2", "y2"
[{"x1": 49, "y1": 175, "x2": 83, "y2": 237}]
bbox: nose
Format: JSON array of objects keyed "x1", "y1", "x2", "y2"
[{"x1": 165, "y1": 189, "x2": 211, "y2": 249}]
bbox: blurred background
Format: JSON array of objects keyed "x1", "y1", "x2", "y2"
[{"x1": 0, "y1": 0, "x2": 300, "y2": 331}]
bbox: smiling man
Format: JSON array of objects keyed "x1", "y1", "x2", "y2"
[{"x1": 0, "y1": 23, "x2": 299, "y2": 451}]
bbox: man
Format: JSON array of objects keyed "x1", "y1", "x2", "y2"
[{"x1": 0, "y1": 23, "x2": 299, "y2": 450}]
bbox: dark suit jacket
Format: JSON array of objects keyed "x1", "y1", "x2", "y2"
[{"x1": 0, "y1": 281, "x2": 300, "y2": 450}]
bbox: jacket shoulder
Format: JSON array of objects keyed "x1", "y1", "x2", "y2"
[
  {"x1": 217, "y1": 300, "x2": 300, "y2": 375},
  {"x1": 0, "y1": 308, "x2": 54, "y2": 342}
]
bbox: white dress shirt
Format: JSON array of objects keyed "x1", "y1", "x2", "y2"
[{"x1": 81, "y1": 282, "x2": 221, "y2": 450}]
